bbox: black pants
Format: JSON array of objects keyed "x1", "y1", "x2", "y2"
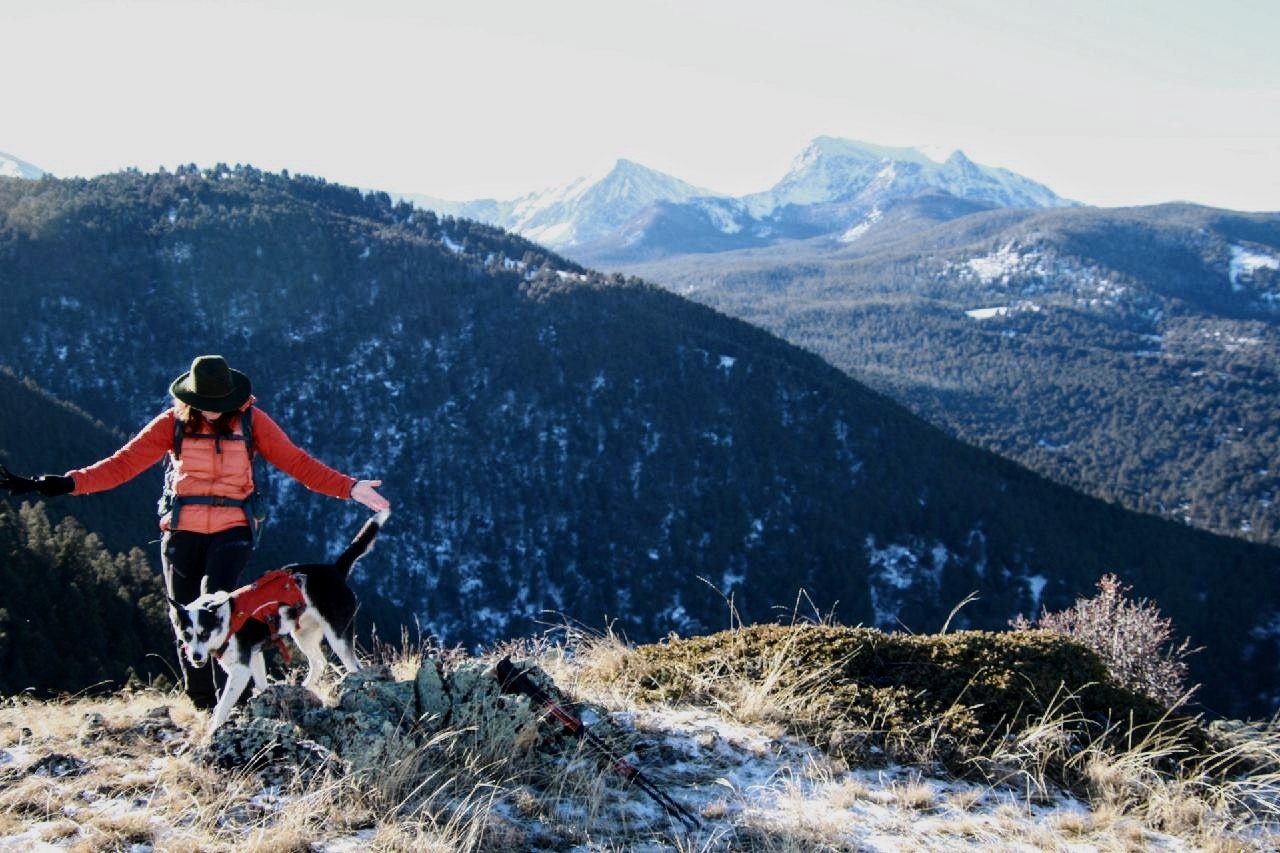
[{"x1": 161, "y1": 526, "x2": 254, "y2": 709}]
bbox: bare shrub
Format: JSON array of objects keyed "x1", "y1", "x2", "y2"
[{"x1": 1014, "y1": 574, "x2": 1196, "y2": 707}]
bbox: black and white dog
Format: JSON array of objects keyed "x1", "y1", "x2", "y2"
[{"x1": 171, "y1": 509, "x2": 389, "y2": 739}]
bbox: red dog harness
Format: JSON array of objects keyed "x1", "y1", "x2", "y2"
[{"x1": 222, "y1": 569, "x2": 308, "y2": 661}]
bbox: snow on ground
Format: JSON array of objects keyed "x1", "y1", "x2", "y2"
[
  {"x1": 702, "y1": 200, "x2": 744, "y2": 235},
  {"x1": 965, "y1": 243, "x2": 1034, "y2": 284},
  {"x1": 439, "y1": 231, "x2": 464, "y2": 254},
  {"x1": 966, "y1": 305, "x2": 1010, "y2": 320},
  {"x1": 1230, "y1": 244, "x2": 1280, "y2": 290},
  {"x1": 0, "y1": 696, "x2": 1254, "y2": 852},
  {"x1": 296, "y1": 704, "x2": 1199, "y2": 852},
  {"x1": 839, "y1": 206, "x2": 882, "y2": 243}
]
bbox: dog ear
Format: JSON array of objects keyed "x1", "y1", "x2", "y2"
[
  {"x1": 200, "y1": 576, "x2": 211, "y2": 596},
  {"x1": 168, "y1": 597, "x2": 191, "y2": 626}
]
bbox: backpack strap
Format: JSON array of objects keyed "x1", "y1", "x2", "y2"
[
  {"x1": 172, "y1": 413, "x2": 184, "y2": 458},
  {"x1": 172, "y1": 407, "x2": 254, "y2": 459},
  {"x1": 241, "y1": 406, "x2": 255, "y2": 460}
]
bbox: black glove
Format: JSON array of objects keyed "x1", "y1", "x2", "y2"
[{"x1": 0, "y1": 464, "x2": 74, "y2": 497}]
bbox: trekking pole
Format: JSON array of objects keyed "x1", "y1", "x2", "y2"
[{"x1": 495, "y1": 656, "x2": 704, "y2": 832}]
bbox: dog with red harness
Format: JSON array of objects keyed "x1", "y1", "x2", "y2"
[{"x1": 172, "y1": 509, "x2": 389, "y2": 739}]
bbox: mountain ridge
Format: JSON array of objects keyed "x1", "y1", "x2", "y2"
[
  {"x1": 0, "y1": 151, "x2": 44, "y2": 180},
  {"x1": 0, "y1": 166, "x2": 1276, "y2": 717},
  {"x1": 618, "y1": 201, "x2": 1280, "y2": 549},
  {"x1": 390, "y1": 136, "x2": 1075, "y2": 260}
]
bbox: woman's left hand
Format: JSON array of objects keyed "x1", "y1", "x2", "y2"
[{"x1": 351, "y1": 479, "x2": 391, "y2": 512}]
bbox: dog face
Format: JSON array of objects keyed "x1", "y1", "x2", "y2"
[{"x1": 170, "y1": 592, "x2": 232, "y2": 668}]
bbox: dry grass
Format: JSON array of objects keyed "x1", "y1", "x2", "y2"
[
  {"x1": 0, "y1": 683, "x2": 507, "y2": 852},
  {"x1": 1, "y1": 627, "x2": 1277, "y2": 851},
  {"x1": 567, "y1": 623, "x2": 1280, "y2": 851}
]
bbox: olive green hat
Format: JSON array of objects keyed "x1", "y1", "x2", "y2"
[{"x1": 169, "y1": 355, "x2": 252, "y2": 413}]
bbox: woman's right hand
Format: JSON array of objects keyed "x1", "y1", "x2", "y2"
[{"x1": 351, "y1": 479, "x2": 391, "y2": 512}]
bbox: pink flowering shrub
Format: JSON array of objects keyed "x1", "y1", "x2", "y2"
[{"x1": 1013, "y1": 574, "x2": 1197, "y2": 707}]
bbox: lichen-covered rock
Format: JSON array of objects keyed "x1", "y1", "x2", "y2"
[
  {"x1": 336, "y1": 667, "x2": 416, "y2": 721},
  {"x1": 128, "y1": 705, "x2": 184, "y2": 744},
  {"x1": 205, "y1": 717, "x2": 342, "y2": 781},
  {"x1": 202, "y1": 656, "x2": 617, "y2": 784},
  {"x1": 245, "y1": 684, "x2": 324, "y2": 723},
  {"x1": 441, "y1": 659, "x2": 542, "y2": 755},
  {"x1": 76, "y1": 713, "x2": 108, "y2": 744},
  {"x1": 414, "y1": 656, "x2": 450, "y2": 724},
  {"x1": 28, "y1": 752, "x2": 89, "y2": 778}
]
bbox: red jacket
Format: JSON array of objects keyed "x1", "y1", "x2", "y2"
[{"x1": 67, "y1": 398, "x2": 357, "y2": 534}]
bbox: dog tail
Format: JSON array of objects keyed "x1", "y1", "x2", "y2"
[{"x1": 335, "y1": 509, "x2": 391, "y2": 580}]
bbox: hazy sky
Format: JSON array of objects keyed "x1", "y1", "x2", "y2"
[{"x1": 4, "y1": 0, "x2": 1277, "y2": 210}]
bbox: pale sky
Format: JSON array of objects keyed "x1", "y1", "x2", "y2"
[{"x1": 3, "y1": 0, "x2": 1278, "y2": 210}]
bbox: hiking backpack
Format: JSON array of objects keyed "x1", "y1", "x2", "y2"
[{"x1": 158, "y1": 407, "x2": 267, "y2": 546}]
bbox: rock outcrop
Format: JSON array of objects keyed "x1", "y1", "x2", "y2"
[{"x1": 203, "y1": 658, "x2": 602, "y2": 784}]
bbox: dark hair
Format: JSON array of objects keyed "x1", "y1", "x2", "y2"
[{"x1": 179, "y1": 406, "x2": 239, "y2": 438}]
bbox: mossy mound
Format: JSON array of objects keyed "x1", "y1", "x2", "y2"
[{"x1": 604, "y1": 625, "x2": 1214, "y2": 780}]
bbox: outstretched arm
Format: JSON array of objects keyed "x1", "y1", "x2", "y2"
[
  {"x1": 253, "y1": 409, "x2": 391, "y2": 510},
  {"x1": 51, "y1": 410, "x2": 174, "y2": 496}
]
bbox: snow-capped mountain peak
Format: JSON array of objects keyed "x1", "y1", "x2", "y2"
[
  {"x1": 395, "y1": 137, "x2": 1074, "y2": 256},
  {"x1": 746, "y1": 137, "x2": 937, "y2": 214},
  {"x1": 0, "y1": 152, "x2": 45, "y2": 180},
  {"x1": 746, "y1": 137, "x2": 1073, "y2": 217},
  {"x1": 464, "y1": 159, "x2": 712, "y2": 248},
  {"x1": 788, "y1": 137, "x2": 940, "y2": 173}
]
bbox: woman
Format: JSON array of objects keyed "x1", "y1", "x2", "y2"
[{"x1": 0, "y1": 354, "x2": 390, "y2": 708}]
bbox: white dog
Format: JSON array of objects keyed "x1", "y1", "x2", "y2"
[{"x1": 171, "y1": 509, "x2": 389, "y2": 738}]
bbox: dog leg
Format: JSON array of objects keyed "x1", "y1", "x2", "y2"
[
  {"x1": 250, "y1": 650, "x2": 269, "y2": 696},
  {"x1": 205, "y1": 665, "x2": 252, "y2": 741},
  {"x1": 293, "y1": 623, "x2": 329, "y2": 689},
  {"x1": 323, "y1": 627, "x2": 362, "y2": 675}
]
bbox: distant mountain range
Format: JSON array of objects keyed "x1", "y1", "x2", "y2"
[
  {"x1": 399, "y1": 137, "x2": 1076, "y2": 262},
  {"x1": 0, "y1": 166, "x2": 1276, "y2": 717},
  {"x1": 620, "y1": 203, "x2": 1280, "y2": 550}
]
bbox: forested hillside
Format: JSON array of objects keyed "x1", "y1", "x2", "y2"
[
  {"x1": 0, "y1": 500, "x2": 170, "y2": 694},
  {"x1": 0, "y1": 169, "x2": 1276, "y2": 717},
  {"x1": 620, "y1": 203, "x2": 1280, "y2": 547}
]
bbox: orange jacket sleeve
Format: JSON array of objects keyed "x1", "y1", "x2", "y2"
[
  {"x1": 66, "y1": 410, "x2": 175, "y2": 495},
  {"x1": 251, "y1": 408, "x2": 357, "y2": 500}
]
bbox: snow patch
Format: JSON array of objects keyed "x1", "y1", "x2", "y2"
[
  {"x1": 1229, "y1": 244, "x2": 1280, "y2": 290},
  {"x1": 702, "y1": 200, "x2": 743, "y2": 235},
  {"x1": 838, "y1": 207, "x2": 882, "y2": 243},
  {"x1": 865, "y1": 536, "x2": 949, "y2": 628},
  {"x1": 1025, "y1": 574, "x2": 1048, "y2": 610},
  {"x1": 523, "y1": 220, "x2": 574, "y2": 246},
  {"x1": 440, "y1": 232, "x2": 464, "y2": 254},
  {"x1": 966, "y1": 243, "x2": 1031, "y2": 284}
]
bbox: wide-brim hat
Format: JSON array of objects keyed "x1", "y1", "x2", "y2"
[{"x1": 169, "y1": 355, "x2": 252, "y2": 413}]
